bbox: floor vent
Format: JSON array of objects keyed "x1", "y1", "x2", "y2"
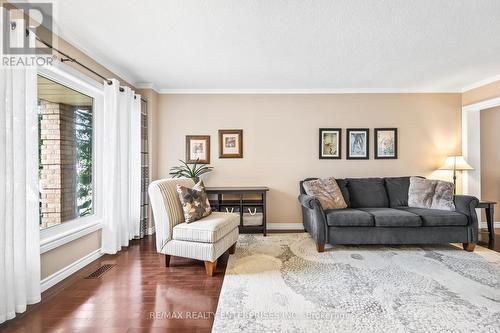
[{"x1": 85, "y1": 264, "x2": 116, "y2": 279}]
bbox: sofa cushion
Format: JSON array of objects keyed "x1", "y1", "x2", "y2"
[
  {"x1": 357, "y1": 208, "x2": 422, "y2": 227},
  {"x1": 172, "y1": 212, "x2": 240, "y2": 243},
  {"x1": 326, "y1": 208, "x2": 374, "y2": 227},
  {"x1": 408, "y1": 177, "x2": 455, "y2": 211},
  {"x1": 384, "y1": 177, "x2": 410, "y2": 207},
  {"x1": 397, "y1": 207, "x2": 467, "y2": 227},
  {"x1": 303, "y1": 177, "x2": 347, "y2": 210},
  {"x1": 408, "y1": 176, "x2": 437, "y2": 208},
  {"x1": 347, "y1": 178, "x2": 389, "y2": 208},
  {"x1": 335, "y1": 179, "x2": 351, "y2": 207},
  {"x1": 432, "y1": 181, "x2": 456, "y2": 211}
]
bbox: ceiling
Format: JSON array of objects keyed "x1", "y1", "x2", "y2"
[{"x1": 49, "y1": 0, "x2": 500, "y2": 92}]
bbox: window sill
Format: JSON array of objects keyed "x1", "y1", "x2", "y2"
[{"x1": 40, "y1": 216, "x2": 102, "y2": 254}]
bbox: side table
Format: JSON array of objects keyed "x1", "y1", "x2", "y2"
[{"x1": 478, "y1": 201, "x2": 496, "y2": 242}]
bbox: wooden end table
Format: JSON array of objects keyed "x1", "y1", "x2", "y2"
[
  {"x1": 206, "y1": 186, "x2": 269, "y2": 236},
  {"x1": 478, "y1": 201, "x2": 496, "y2": 242}
]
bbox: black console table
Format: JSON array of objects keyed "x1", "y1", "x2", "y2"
[
  {"x1": 478, "y1": 200, "x2": 496, "y2": 243},
  {"x1": 206, "y1": 186, "x2": 269, "y2": 236}
]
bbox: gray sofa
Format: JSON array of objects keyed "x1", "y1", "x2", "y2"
[{"x1": 298, "y1": 177, "x2": 479, "y2": 252}]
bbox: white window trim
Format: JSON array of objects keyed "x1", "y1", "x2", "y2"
[{"x1": 38, "y1": 61, "x2": 105, "y2": 253}]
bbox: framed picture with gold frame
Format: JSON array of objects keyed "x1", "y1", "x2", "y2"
[
  {"x1": 185, "y1": 135, "x2": 210, "y2": 164},
  {"x1": 219, "y1": 129, "x2": 243, "y2": 158}
]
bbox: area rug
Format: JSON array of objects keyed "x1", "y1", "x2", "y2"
[{"x1": 212, "y1": 234, "x2": 500, "y2": 333}]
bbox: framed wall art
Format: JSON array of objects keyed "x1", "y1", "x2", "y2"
[
  {"x1": 185, "y1": 135, "x2": 210, "y2": 164},
  {"x1": 319, "y1": 128, "x2": 341, "y2": 159},
  {"x1": 219, "y1": 129, "x2": 243, "y2": 158},
  {"x1": 375, "y1": 128, "x2": 397, "y2": 159},
  {"x1": 346, "y1": 128, "x2": 369, "y2": 159}
]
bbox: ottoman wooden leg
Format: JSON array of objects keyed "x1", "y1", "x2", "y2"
[
  {"x1": 204, "y1": 260, "x2": 218, "y2": 276},
  {"x1": 462, "y1": 243, "x2": 476, "y2": 252},
  {"x1": 228, "y1": 243, "x2": 236, "y2": 254},
  {"x1": 165, "y1": 255, "x2": 171, "y2": 267}
]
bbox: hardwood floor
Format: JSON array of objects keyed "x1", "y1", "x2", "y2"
[
  {"x1": 1, "y1": 229, "x2": 499, "y2": 333},
  {"x1": 478, "y1": 227, "x2": 500, "y2": 252},
  {"x1": 0, "y1": 236, "x2": 228, "y2": 333}
]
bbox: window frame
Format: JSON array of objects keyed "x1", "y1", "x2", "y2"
[{"x1": 38, "y1": 61, "x2": 104, "y2": 254}]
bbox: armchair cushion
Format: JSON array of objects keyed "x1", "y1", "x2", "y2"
[
  {"x1": 176, "y1": 180, "x2": 212, "y2": 223},
  {"x1": 173, "y1": 212, "x2": 240, "y2": 243}
]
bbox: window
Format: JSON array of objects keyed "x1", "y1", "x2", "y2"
[{"x1": 37, "y1": 75, "x2": 94, "y2": 229}]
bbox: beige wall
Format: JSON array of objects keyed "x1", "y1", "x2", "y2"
[
  {"x1": 41, "y1": 230, "x2": 101, "y2": 280},
  {"x1": 157, "y1": 93, "x2": 462, "y2": 224},
  {"x1": 480, "y1": 106, "x2": 500, "y2": 220},
  {"x1": 462, "y1": 80, "x2": 500, "y2": 106}
]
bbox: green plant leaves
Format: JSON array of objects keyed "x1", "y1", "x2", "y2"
[{"x1": 169, "y1": 159, "x2": 214, "y2": 179}]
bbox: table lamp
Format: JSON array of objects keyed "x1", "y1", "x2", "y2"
[{"x1": 438, "y1": 155, "x2": 474, "y2": 194}]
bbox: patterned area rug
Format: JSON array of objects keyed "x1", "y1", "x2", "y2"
[{"x1": 212, "y1": 234, "x2": 500, "y2": 333}]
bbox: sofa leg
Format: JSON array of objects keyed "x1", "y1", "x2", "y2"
[
  {"x1": 462, "y1": 243, "x2": 476, "y2": 252},
  {"x1": 165, "y1": 255, "x2": 171, "y2": 267},
  {"x1": 204, "y1": 260, "x2": 218, "y2": 276},
  {"x1": 316, "y1": 243, "x2": 325, "y2": 253},
  {"x1": 228, "y1": 243, "x2": 236, "y2": 254}
]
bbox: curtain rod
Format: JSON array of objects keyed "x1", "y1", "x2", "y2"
[{"x1": 30, "y1": 30, "x2": 136, "y2": 97}]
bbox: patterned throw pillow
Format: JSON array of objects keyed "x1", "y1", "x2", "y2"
[
  {"x1": 176, "y1": 180, "x2": 212, "y2": 223},
  {"x1": 302, "y1": 177, "x2": 347, "y2": 210},
  {"x1": 408, "y1": 177, "x2": 455, "y2": 211}
]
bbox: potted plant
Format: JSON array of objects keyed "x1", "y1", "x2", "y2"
[{"x1": 169, "y1": 159, "x2": 213, "y2": 183}]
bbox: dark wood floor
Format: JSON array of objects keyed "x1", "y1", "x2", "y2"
[
  {"x1": 1, "y1": 229, "x2": 499, "y2": 333},
  {"x1": 0, "y1": 236, "x2": 228, "y2": 333},
  {"x1": 478, "y1": 227, "x2": 500, "y2": 251}
]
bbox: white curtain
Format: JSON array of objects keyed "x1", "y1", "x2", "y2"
[
  {"x1": 101, "y1": 80, "x2": 141, "y2": 254},
  {"x1": 0, "y1": 67, "x2": 41, "y2": 324}
]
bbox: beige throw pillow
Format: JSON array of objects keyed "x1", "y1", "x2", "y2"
[
  {"x1": 303, "y1": 177, "x2": 347, "y2": 210},
  {"x1": 432, "y1": 180, "x2": 455, "y2": 211},
  {"x1": 408, "y1": 176, "x2": 455, "y2": 211},
  {"x1": 176, "y1": 180, "x2": 212, "y2": 223}
]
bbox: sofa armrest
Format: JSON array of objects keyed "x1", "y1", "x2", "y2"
[
  {"x1": 298, "y1": 194, "x2": 327, "y2": 245},
  {"x1": 298, "y1": 194, "x2": 321, "y2": 209},
  {"x1": 454, "y1": 195, "x2": 479, "y2": 242}
]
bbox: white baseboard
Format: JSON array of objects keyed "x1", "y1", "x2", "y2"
[
  {"x1": 40, "y1": 248, "x2": 103, "y2": 292},
  {"x1": 479, "y1": 222, "x2": 500, "y2": 229},
  {"x1": 267, "y1": 223, "x2": 304, "y2": 231}
]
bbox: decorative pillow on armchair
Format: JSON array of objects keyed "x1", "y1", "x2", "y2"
[
  {"x1": 408, "y1": 176, "x2": 455, "y2": 211},
  {"x1": 176, "y1": 180, "x2": 212, "y2": 223},
  {"x1": 302, "y1": 177, "x2": 347, "y2": 210}
]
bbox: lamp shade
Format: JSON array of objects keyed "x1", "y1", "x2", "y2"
[{"x1": 439, "y1": 156, "x2": 474, "y2": 171}]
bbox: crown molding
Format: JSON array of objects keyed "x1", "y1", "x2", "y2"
[
  {"x1": 134, "y1": 82, "x2": 159, "y2": 92},
  {"x1": 157, "y1": 88, "x2": 461, "y2": 94},
  {"x1": 461, "y1": 74, "x2": 500, "y2": 93}
]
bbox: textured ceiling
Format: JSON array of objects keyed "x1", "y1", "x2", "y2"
[{"x1": 50, "y1": 0, "x2": 500, "y2": 92}]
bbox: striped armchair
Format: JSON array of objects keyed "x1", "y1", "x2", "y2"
[{"x1": 148, "y1": 178, "x2": 239, "y2": 276}]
